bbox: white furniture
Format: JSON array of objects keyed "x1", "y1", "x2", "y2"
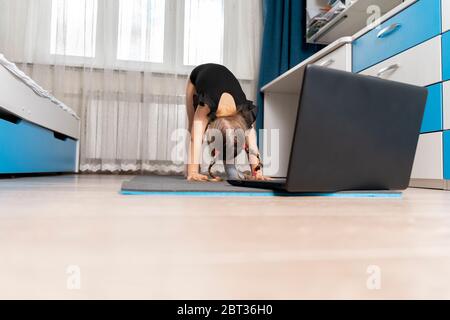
[
  {"x1": 0, "y1": 56, "x2": 80, "y2": 174},
  {"x1": 0, "y1": 65, "x2": 80, "y2": 139},
  {"x1": 359, "y1": 37, "x2": 442, "y2": 87},
  {"x1": 306, "y1": 0, "x2": 403, "y2": 44},
  {"x1": 261, "y1": 37, "x2": 352, "y2": 177},
  {"x1": 352, "y1": 0, "x2": 448, "y2": 189},
  {"x1": 443, "y1": 0, "x2": 450, "y2": 33},
  {"x1": 314, "y1": 43, "x2": 352, "y2": 71},
  {"x1": 262, "y1": 0, "x2": 450, "y2": 190},
  {"x1": 411, "y1": 132, "x2": 444, "y2": 186},
  {"x1": 445, "y1": 81, "x2": 450, "y2": 130}
]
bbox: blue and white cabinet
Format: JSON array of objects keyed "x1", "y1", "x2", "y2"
[
  {"x1": 262, "y1": 0, "x2": 449, "y2": 184},
  {"x1": 0, "y1": 56, "x2": 80, "y2": 175},
  {"x1": 352, "y1": 0, "x2": 450, "y2": 189}
]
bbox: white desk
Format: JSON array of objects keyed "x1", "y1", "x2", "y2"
[
  {"x1": 260, "y1": 37, "x2": 352, "y2": 177},
  {"x1": 260, "y1": 0, "x2": 450, "y2": 191},
  {"x1": 261, "y1": 0, "x2": 418, "y2": 177}
]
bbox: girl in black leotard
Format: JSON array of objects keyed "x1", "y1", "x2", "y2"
[{"x1": 185, "y1": 63, "x2": 269, "y2": 182}]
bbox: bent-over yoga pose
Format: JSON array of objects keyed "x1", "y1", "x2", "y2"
[{"x1": 186, "y1": 63, "x2": 269, "y2": 182}]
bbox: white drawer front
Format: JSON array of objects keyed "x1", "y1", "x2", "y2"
[
  {"x1": 314, "y1": 44, "x2": 351, "y2": 72},
  {"x1": 443, "y1": 0, "x2": 450, "y2": 33},
  {"x1": 411, "y1": 132, "x2": 443, "y2": 180},
  {"x1": 359, "y1": 36, "x2": 442, "y2": 87},
  {"x1": 444, "y1": 80, "x2": 450, "y2": 130}
]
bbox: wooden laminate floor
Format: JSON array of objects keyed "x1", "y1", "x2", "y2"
[{"x1": 1, "y1": 174, "x2": 450, "y2": 299}]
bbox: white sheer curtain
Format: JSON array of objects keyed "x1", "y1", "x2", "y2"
[{"x1": 0, "y1": 0, "x2": 262, "y2": 173}]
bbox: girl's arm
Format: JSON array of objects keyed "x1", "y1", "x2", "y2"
[
  {"x1": 185, "y1": 80, "x2": 196, "y2": 133},
  {"x1": 247, "y1": 127, "x2": 271, "y2": 181},
  {"x1": 187, "y1": 105, "x2": 210, "y2": 181}
]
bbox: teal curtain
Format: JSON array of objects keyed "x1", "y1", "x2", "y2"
[{"x1": 256, "y1": 0, "x2": 322, "y2": 131}]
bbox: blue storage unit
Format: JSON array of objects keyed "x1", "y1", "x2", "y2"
[
  {"x1": 349, "y1": 0, "x2": 450, "y2": 188},
  {"x1": 444, "y1": 130, "x2": 450, "y2": 179},
  {"x1": 443, "y1": 31, "x2": 450, "y2": 81},
  {"x1": 352, "y1": 0, "x2": 442, "y2": 73},
  {"x1": 0, "y1": 115, "x2": 77, "y2": 174},
  {"x1": 421, "y1": 83, "x2": 443, "y2": 133}
]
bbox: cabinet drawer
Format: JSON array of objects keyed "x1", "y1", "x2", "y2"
[
  {"x1": 445, "y1": 81, "x2": 450, "y2": 130},
  {"x1": 443, "y1": 0, "x2": 450, "y2": 33},
  {"x1": 359, "y1": 36, "x2": 442, "y2": 87},
  {"x1": 0, "y1": 115, "x2": 77, "y2": 174},
  {"x1": 352, "y1": 0, "x2": 442, "y2": 73},
  {"x1": 314, "y1": 44, "x2": 351, "y2": 72},
  {"x1": 421, "y1": 83, "x2": 443, "y2": 133},
  {"x1": 411, "y1": 132, "x2": 443, "y2": 180},
  {"x1": 443, "y1": 31, "x2": 450, "y2": 81}
]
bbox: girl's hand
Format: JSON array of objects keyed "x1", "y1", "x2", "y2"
[
  {"x1": 245, "y1": 171, "x2": 272, "y2": 181},
  {"x1": 253, "y1": 169, "x2": 272, "y2": 181},
  {"x1": 209, "y1": 176, "x2": 224, "y2": 182},
  {"x1": 187, "y1": 173, "x2": 210, "y2": 182}
]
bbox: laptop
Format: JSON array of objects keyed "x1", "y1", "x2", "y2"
[{"x1": 228, "y1": 65, "x2": 428, "y2": 193}]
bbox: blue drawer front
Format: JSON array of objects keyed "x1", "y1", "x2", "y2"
[
  {"x1": 443, "y1": 31, "x2": 450, "y2": 81},
  {"x1": 421, "y1": 83, "x2": 443, "y2": 133},
  {"x1": 0, "y1": 118, "x2": 77, "y2": 174},
  {"x1": 353, "y1": 0, "x2": 442, "y2": 73},
  {"x1": 445, "y1": 130, "x2": 450, "y2": 180}
]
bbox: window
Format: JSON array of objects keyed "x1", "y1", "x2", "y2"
[
  {"x1": 49, "y1": 0, "x2": 224, "y2": 69},
  {"x1": 183, "y1": 0, "x2": 224, "y2": 66},
  {"x1": 117, "y1": 0, "x2": 166, "y2": 63},
  {"x1": 50, "y1": 0, "x2": 98, "y2": 58}
]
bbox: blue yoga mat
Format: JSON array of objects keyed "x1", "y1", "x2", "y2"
[{"x1": 121, "y1": 176, "x2": 402, "y2": 198}]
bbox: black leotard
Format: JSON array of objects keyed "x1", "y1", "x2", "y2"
[{"x1": 189, "y1": 63, "x2": 257, "y2": 127}]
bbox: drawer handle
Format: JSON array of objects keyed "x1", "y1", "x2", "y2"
[
  {"x1": 54, "y1": 132, "x2": 68, "y2": 141},
  {"x1": 376, "y1": 64, "x2": 400, "y2": 77},
  {"x1": 0, "y1": 108, "x2": 22, "y2": 124},
  {"x1": 377, "y1": 23, "x2": 402, "y2": 38},
  {"x1": 319, "y1": 59, "x2": 335, "y2": 67}
]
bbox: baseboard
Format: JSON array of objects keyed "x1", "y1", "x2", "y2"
[{"x1": 409, "y1": 179, "x2": 446, "y2": 190}]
